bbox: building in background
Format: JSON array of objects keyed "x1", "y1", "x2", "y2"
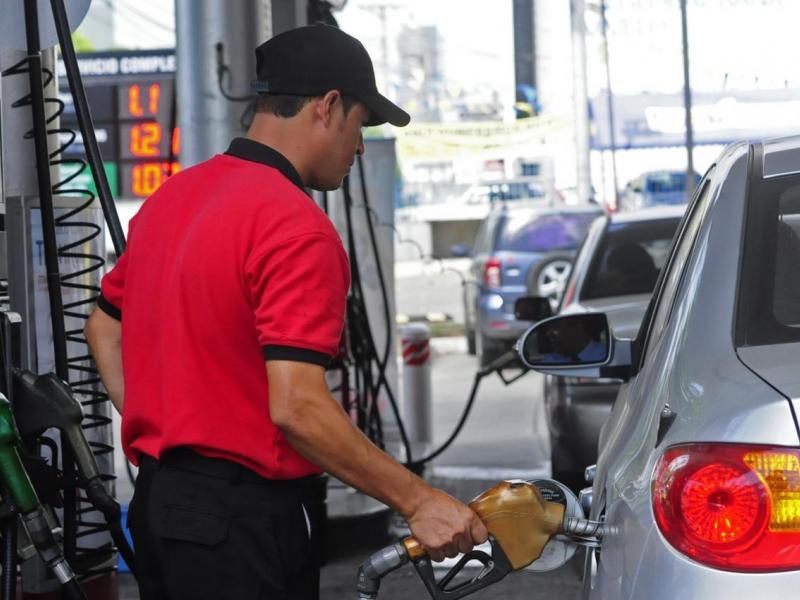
[{"x1": 396, "y1": 25, "x2": 442, "y2": 122}]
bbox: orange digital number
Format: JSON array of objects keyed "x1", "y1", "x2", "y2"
[
  {"x1": 131, "y1": 163, "x2": 163, "y2": 196},
  {"x1": 130, "y1": 122, "x2": 162, "y2": 157},
  {"x1": 171, "y1": 127, "x2": 181, "y2": 155},
  {"x1": 128, "y1": 84, "x2": 144, "y2": 117},
  {"x1": 148, "y1": 83, "x2": 161, "y2": 115},
  {"x1": 130, "y1": 162, "x2": 182, "y2": 197},
  {"x1": 128, "y1": 83, "x2": 162, "y2": 117}
]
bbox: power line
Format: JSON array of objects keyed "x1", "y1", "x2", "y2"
[{"x1": 109, "y1": 0, "x2": 175, "y2": 35}]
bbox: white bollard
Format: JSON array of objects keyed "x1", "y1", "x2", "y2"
[{"x1": 401, "y1": 323, "x2": 432, "y2": 445}]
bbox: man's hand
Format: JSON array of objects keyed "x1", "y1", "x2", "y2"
[{"x1": 406, "y1": 489, "x2": 489, "y2": 563}]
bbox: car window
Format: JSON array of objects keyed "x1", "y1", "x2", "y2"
[
  {"x1": 774, "y1": 203, "x2": 800, "y2": 328},
  {"x1": 641, "y1": 173, "x2": 716, "y2": 361},
  {"x1": 735, "y1": 166, "x2": 800, "y2": 346},
  {"x1": 495, "y1": 212, "x2": 599, "y2": 253},
  {"x1": 580, "y1": 218, "x2": 681, "y2": 300},
  {"x1": 558, "y1": 216, "x2": 606, "y2": 310}
]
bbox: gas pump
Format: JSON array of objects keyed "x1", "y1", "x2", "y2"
[{"x1": 1, "y1": 0, "x2": 134, "y2": 596}]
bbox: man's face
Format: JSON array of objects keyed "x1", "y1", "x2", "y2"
[{"x1": 309, "y1": 99, "x2": 369, "y2": 191}]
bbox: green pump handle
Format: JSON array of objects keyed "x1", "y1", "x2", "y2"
[{"x1": 0, "y1": 395, "x2": 38, "y2": 513}]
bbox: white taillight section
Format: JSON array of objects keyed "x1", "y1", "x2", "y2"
[{"x1": 652, "y1": 443, "x2": 800, "y2": 572}]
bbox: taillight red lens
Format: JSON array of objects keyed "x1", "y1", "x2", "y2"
[
  {"x1": 653, "y1": 444, "x2": 800, "y2": 571},
  {"x1": 484, "y1": 258, "x2": 502, "y2": 288}
]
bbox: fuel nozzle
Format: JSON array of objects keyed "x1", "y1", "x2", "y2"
[
  {"x1": 12, "y1": 370, "x2": 137, "y2": 574},
  {"x1": 356, "y1": 480, "x2": 563, "y2": 600},
  {"x1": 0, "y1": 395, "x2": 87, "y2": 600}
]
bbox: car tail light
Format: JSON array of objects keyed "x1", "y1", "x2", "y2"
[
  {"x1": 652, "y1": 443, "x2": 800, "y2": 571},
  {"x1": 484, "y1": 257, "x2": 502, "y2": 288}
]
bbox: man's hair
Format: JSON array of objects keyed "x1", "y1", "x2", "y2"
[{"x1": 256, "y1": 93, "x2": 360, "y2": 118}]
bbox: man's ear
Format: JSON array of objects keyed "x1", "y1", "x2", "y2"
[{"x1": 317, "y1": 90, "x2": 342, "y2": 126}]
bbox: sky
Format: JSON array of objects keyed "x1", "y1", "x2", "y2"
[{"x1": 336, "y1": 0, "x2": 515, "y2": 113}]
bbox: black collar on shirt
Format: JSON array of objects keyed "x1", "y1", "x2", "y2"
[{"x1": 225, "y1": 138, "x2": 306, "y2": 193}]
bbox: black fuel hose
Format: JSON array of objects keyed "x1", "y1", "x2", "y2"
[{"x1": 408, "y1": 350, "x2": 523, "y2": 470}]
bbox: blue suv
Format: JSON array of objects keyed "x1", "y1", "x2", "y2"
[{"x1": 465, "y1": 204, "x2": 602, "y2": 365}]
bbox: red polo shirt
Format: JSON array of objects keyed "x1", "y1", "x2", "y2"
[{"x1": 99, "y1": 138, "x2": 350, "y2": 480}]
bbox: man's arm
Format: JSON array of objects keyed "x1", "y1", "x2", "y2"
[
  {"x1": 267, "y1": 360, "x2": 488, "y2": 562},
  {"x1": 84, "y1": 307, "x2": 124, "y2": 414}
]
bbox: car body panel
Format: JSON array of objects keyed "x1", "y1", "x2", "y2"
[
  {"x1": 737, "y1": 343, "x2": 800, "y2": 430},
  {"x1": 587, "y1": 140, "x2": 800, "y2": 599}
]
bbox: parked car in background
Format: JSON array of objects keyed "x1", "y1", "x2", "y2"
[
  {"x1": 542, "y1": 206, "x2": 684, "y2": 490},
  {"x1": 465, "y1": 203, "x2": 602, "y2": 365},
  {"x1": 459, "y1": 177, "x2": 561, "y2": 206},
  {"x1": 621, "y1": 169, "x2": 701, "y2": 211},
  {"x1": 519, "y1": 136, "x2": 800, "y2": 598}
]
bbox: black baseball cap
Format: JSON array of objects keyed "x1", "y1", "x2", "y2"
[{"x1": 252, "y1": 24, "x2": 410, "y2": 128}]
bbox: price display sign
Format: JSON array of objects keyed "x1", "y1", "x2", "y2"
[{"x1": 58, "y1": 49, "x2": 180, "y2": 199}]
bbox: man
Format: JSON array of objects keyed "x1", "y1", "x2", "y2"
[{"x1": 84, "y1": 24, "x2": 487, "y2": 600}]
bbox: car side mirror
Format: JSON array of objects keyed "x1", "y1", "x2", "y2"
[
  {"x1": 514, "y1": 296, "x2": 553, "y2": 321},
  {"x1": 517, "y1": 313, "x2": 632, "y2": 379},
  {"x1": 451, "y1": 244, "x2": 471, "y2": 258}
]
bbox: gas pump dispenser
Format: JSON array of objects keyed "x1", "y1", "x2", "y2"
[{"x1": 1, "y1": 0, "x2": 134, "y2": 596}]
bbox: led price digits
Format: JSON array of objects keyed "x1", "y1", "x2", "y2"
[
  {"x1": 129, "y1": 122, "x2": 162, "y2": 157},
  {"x1": 128, "y1": 83, "x2": 162, "y2": 117},
  {"x1": 131, "y1": 162, "x2": 181, "y2": 197}
]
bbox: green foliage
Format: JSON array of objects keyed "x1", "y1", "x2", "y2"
[{"x1": 71, "y1": 31, "x2": 94, "y2": 53}]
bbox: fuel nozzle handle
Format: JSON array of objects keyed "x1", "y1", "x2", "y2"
[
  {"x1": 0, "y1": 396, "x2": 87, "y2": 600},
  {"x1": 12, "y1": 370, "x2": 137, "y2": 574},
  {"x1": 13, "y1": 370, "x2": 100, "y2": 482}
]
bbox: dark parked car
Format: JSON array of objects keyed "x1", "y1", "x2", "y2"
[
  {"x1": 543, "y1": 205, "x2": 685, "y2": 490},
  {"x1": 465, "y1": 203, "x2": 602, "y2": 365}
]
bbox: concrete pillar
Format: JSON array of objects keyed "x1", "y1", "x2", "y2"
[
  {"x1": 175, "y1": 0, "x2": 273, "y2": 167},
  {"x1": 571, "y1": 0, "x2": 592, "y2": 204}
]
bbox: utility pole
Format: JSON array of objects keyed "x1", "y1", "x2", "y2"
[
  {"x1": 570, "y1": 0, "x2": 592, "y2": 204},
  {"x1": 359, "y1": 2, "x2": 402, "y2": 95},
  {"x1": 679, "y1": 0, "x2": 696, "y2": 200},
  {"x1": 599, "y1": 0, "x2": 620, "y2": 209}
]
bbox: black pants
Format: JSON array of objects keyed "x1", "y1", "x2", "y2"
[{"x1": 128, "y1": 449, "x2": 322, "y2": 600}]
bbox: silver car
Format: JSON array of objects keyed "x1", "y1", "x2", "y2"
[
  {"x1": 544, "y1": 206, "x2": 684, "y2": 491},
  {"x1": 520, "y1": 136, "x2": 800, "y2": 597}
]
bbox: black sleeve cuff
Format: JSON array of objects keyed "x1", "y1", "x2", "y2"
[
  {"x1": 97, "y1": 294, "x2": 122, "y2": 321},
  {"x1": 262, "y1": 345, "x2": 331, "y2": 367}
]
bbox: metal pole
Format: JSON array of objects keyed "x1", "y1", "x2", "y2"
[
  {"x1": 599, "y1": 0, "x2": 620, "y2": 210},
  {"x1": 175, "y1": 0, "x2": 272, "y2": 168},
  {"x1": 23, "y1": 0, "x2": 68, "y2": 383},
  {"x1": 23, "y1": 0, "x2": 79, "y2": 568},
  {"x1": 570, "y1": 0, "x2": 592, "y2": 204},
  {"x1": 50, "y1": 0, "x2": 126, "y2": 257},
  {"x1": 679, "y1": 0, "x2": 696, "y2": 200}
]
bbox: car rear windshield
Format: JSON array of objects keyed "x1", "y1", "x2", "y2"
[
  {"x1": 495, "y1": 211, "x2": 599, "y2": 253},
  {"x1": 580, "y1": 218, "x2": 681, "y2": 300}
]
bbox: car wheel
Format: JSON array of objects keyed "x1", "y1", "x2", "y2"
[
  {"x1": 550, "y1": 436, "x2": 585, "y2": 494},
  {"x1": 527, "y1": 253, "x2": 573, "y2": 311}
]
